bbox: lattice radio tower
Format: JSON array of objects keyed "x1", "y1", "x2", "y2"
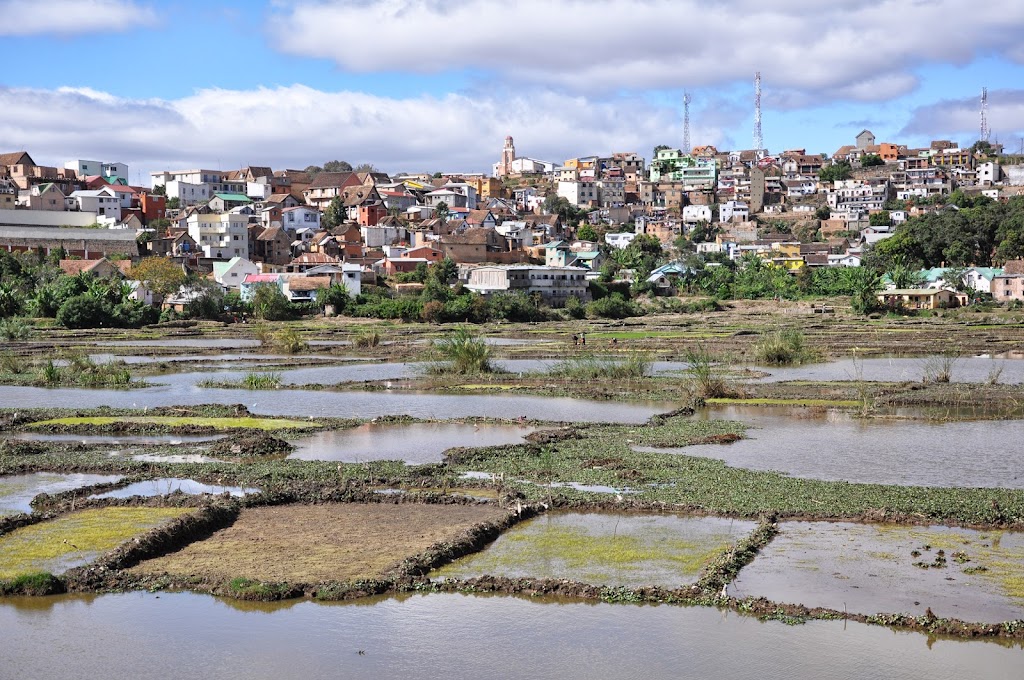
[
  {"x1": 682, "y1": 91, "x2": 692, "y2": 153},
  {"x1": 753, "y1": 72, "x2": 763, "y2": 151},
  {"x1": 980, "y1": 87, "x2": 990, "y2": 143}
]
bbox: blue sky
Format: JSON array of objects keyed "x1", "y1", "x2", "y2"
[{"x1": 3, "y1": 0, "x2": 1024, "y2": 182}]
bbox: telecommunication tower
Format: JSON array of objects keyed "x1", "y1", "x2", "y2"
[
  {"x1": 682, "y1": 92, "x2": 692, "y2": 153},
  {"x1": 753, "y1": 72, "x2": 763, "y2": 152},
  {"x1": 980, "y1": 87, "x2": 990, "y2": 143}
]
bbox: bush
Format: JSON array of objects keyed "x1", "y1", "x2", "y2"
[
  {"x1": 268, "y1": 327, "x2": 308, "y2": 354},
  {"x1": 486, "y1": 292, "x2": 547, "y2": 322},
  {"x1": 563, "y1": 295, "x2": 586, "y2": 319},
  {"x1": 0, "y1": 317, "x2": 32, "y2": 340},
  {"x1": 753, "y1": 330, "x2": 815, "y2": 366},
  {"x1": 55, "y1": 295, "x2": 110, "y2": 328},
  {"x1": 352, "y1": 328, "x2": 381, "y2": 348},
  {"x1": 421, "y1": 299, "x2": 444, "y2": 323},
  {"x1": 683, "y1": 345, "x2": 735, "y2": 398},
  {"x1": 316, "y1": 283, "x2": 350, "y2": 313},
  {"x1": 429, "y1": 327, "x2": 497, "y2": 374},
  {"x1": 585, "y1": 293, "x2": 638, "y2": 319}
]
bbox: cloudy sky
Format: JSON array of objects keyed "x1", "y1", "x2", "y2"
[{"x1": 3, "y1": 0, "x2": 1024, "y2": 183}]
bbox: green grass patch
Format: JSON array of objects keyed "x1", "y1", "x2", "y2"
[
  {"x1": 27, "y1": 416, "x2": 319, "y2": 431},
  {"x1": 0, "y1": 507, "x2": 190, "y2": 578}
]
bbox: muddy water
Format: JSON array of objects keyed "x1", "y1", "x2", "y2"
[
  {"x1": 755, "y1": 355, "x2": 1024, "y2": 384},
  {"x1": 735, "y1": 522, "x2": 1024, "y2": 623},
  {"x1": 636, "y1": 405, "x2": 1024, "y2": 488},
  {"x1": 13, "y1": 433, "x2": 224, "y2": 445},
  {"x1": 103, "y1": 338, "x2": 263, "y2": 348},
  {"x1": 0, "y1": 592, "x2": 1020, "y2": 679},
  {"x1": 0, "y1": 472, "x2": 123, "y2": 516},
  {"x1": 287, "y1": 423, "x2": 536, "y2": 464},
  {"x1": 433, "y1": 512, "x2": 757, "y2": 588},
  {"x1": 0, "y1": 385, "x2": 671, "y2": 423},
  {"x1": 90, "y1": 479, "x2": 259, "y2": 499}
]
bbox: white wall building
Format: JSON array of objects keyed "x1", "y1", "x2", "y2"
[
  {"x1": 68, "y1": 187, "x2": 122, "y2": 221},
  {"x1": 605, "y1": 232, "x2": 637, "y2": 249},
  {"x1": 465, "y1": 265, "x2": 590, "y2": 306},
  {"x1": 166, "y1": 180, "x2": 211, "y2": 206},
  {"x1": 557, "y1": 180, "x2": 597, "y2": 207},
  {"x1": 281, "y1": 206, "x2": 321, "y2": 233},
  {"x1": 719, "y1": 200, "x2": 749, "y2": 223},
  {"x1": 187, "y1": 212, "x2": 250, "y2": 259},
  {"x1": 682, "y1": 205, "x2": 713, "y2": 224}
]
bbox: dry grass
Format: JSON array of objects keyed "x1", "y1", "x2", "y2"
[{"x1": 131, "y1": 503, "x2": 504, "y2": 583}]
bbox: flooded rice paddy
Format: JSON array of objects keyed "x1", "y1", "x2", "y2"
[
  {"x1": 287, "y1": 423, "x2": 536, "y2": 463},
  {"x1": 0, "y1": 592, "x2": 1020, "y2": 680},
  {"x1": 90, "y1": 479, "x2": 259, "y2": 499},
  {"x1": 0, "y1": 472, "x2": 124, "y2": 516},
  {"x1": 433, "y1": 512, "x2": 757, "y2": 588},
  {"x1": 755, "y1": 355, "x2": 1024, "y2": 384},
  {"x1": 0, "y1": 507, "x2": 190, "y2": 578},
  {"x1": 734, "y1": 522, "x2": 1024, "y2": 623},
  {"x1": 636, "y1": 405, "x2": 1024, "y2": 488},
  {"x1": 0, "y1": 384, "x2": 671, "y2": 422}
]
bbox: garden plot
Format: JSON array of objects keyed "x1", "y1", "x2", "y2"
[
  {"x1": 0, "y1": 507, "x2": 191, "y2": 578},
  {"x1": 432, "y1": 512, "x2": 757, "y2": 588},
  {"x1": 130, "y1": 503, "x2": 505, "y2": 583},
  {"x1": 733, "y1": 522, "x2": 1024, "y2": 623}
]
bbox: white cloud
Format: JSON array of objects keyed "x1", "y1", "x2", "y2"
[
  {"x1": 0, "y1": 0, "x2": 157, "y2": 36},
  {"x1": 0, "y1": 84, "x2": 718, "y2": 180},
  {"x1": 271, "y1": 0, "x2": 1024, "y2": 101},
  {"x1": 900, "y1": 89, "x2": 1024, "y2": 143}
]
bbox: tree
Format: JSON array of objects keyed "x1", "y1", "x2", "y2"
[
  {"x1": 430, "y1": 257, "x2": 458, "y2": 285},
  {"x1": 323, "y1": 160, "x2": 353, "y2": 173},
  {"x1": 434, "y1": 201, "x2": 449, "y2": 220},
  {"x1": 252, "y1": 284, "x2": 294, "y2": 321},
  {"x1": 819, "y1": 161, "x2": 852, "y2": 183},
  {"x1": 653, "y1": 144, "x2": 671, "y2": 156},
  {"x1": 315, "y1": 283, "x2": 350, "y2": 313},
  {"x1": 166, "y1": 197, "x2": 180, "y2": 210},
  {"x1": 130, "y1": 257, "x2": 186, "y2": 297},
  {"x1": 152, "y1": 184, "x2": 166, "y2": 196},
  {"x1": 149, "y1": 217, "x2": 171, "y2": 237},
  {"x1": 861, "y1": 154, "x2": 884, "y2": 167},
  {"x1": 576, "y1": 224, "x2": 598, "y2": 242},
  {"x1": 814, "y1": 205, "x2": 832, "y2": 221},
  {"x1": 323, "y1": 196, "x2": 346, "y2": 229},
  {"x1": 869, "y1": 210, "x2": 891, "y2": 227},
  {"x1": 56, "y1": 295, "x2": 110, "y2": 329},
  {"x1": 352, "y1": 163, "x2": 379, "y2": 174},
  {"x1": 304, "y1": 164, "x2": 323, "y2": 179}
]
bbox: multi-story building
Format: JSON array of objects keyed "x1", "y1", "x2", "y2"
[
  {"x1": 557, "y1": 180, "x2": 598, "y2": 207},
  {"x1": 649, "y1": 148, "x2": 717, "y2": 189},
  {"x1": 465, "y1": 265, "x2": 590, "y2": 306},
  {"x1": 828, "y1": 180, "x2": 890, "y2": 211},
  {"x1": 186, "y1": 212, "x2": 250, "y2": 259},
  {"x1": 596, "y1": 177, "x2": 625, "y2": 207}
]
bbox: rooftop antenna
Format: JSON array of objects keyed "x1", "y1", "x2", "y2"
[
  {"x1": 980, "y1": 87, "x2": 990, "y2": 143},
  {"x1": 682, "y1": 91, "x2": 692, "y2": 154},
  {"x1": 753, "y1": 72, "x2": 763, "y2": 152}
]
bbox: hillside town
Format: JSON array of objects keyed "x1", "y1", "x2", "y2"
[{"x1": 2, "y1": 129, "x2": 1024, "y2": 323}]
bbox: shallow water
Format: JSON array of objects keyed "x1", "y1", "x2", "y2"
[
  {"x1": 90, "y1": 479, "x2": 259, "y2": 499},
  {"x1": 635, "y1": 405, "x2": 1024, "y2": 488},
  {"x1": 0, "y1": 592, "x2": 1019, "y2": 679},
  {"x1": 103, "y1": 338, "x2": 263, "y2": 348},
  {"x1": 287, "y1": 423, "x2": 536, "y2": 463},
  {"x1": 433, "y1": 512, "x2": 757, "y2": 588},
  {"x1": 755, "y1": 356, "x2": 1024, "y2": 384},
  {"x1": 0, "y1": 385, "x2": 670, "y2": 423},
  {"x1": 735, "y1": 522, "x2": 1024, "y2": 623},
  {"x1": 0, "y1": 472, "x2": 124, "y2": 516},
  {"x1": 13, "y1": 433, "x2": 224, "y2": 445}
]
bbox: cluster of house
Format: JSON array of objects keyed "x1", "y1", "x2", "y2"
[{"x1": 3, "y1": 132, "x2": 1024, "y2": 309}]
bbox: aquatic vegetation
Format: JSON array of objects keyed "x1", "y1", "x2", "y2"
[
  {"x1": 753, "y1": 330, "x2": 816, "y2": 366},
  {"x1": 549, "y1": 353, "x2": 652, "y2": 380},
  {"x1": 0, "y1": 507, "x2": 190, "y2": 578},
  {"x1": 429, "y1": 327, "x2": 497, "y2": 375},
  {"x1": 352, "y1": 328, "x2": 381, "y2": 348},
  {"x1": 242, "y1": 372, "x2": 283, "y2": 390}
]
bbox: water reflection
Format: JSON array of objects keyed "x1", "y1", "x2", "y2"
[
  {"x1": 0, "y1": 592, "x2": 1019, "y2": 679},
  {"x1": 635, "y1": 405, "x2": 1024, "y2": 488},
  {"x1": 287, "y1": 423, "x2": 535, "y2": 463}
]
